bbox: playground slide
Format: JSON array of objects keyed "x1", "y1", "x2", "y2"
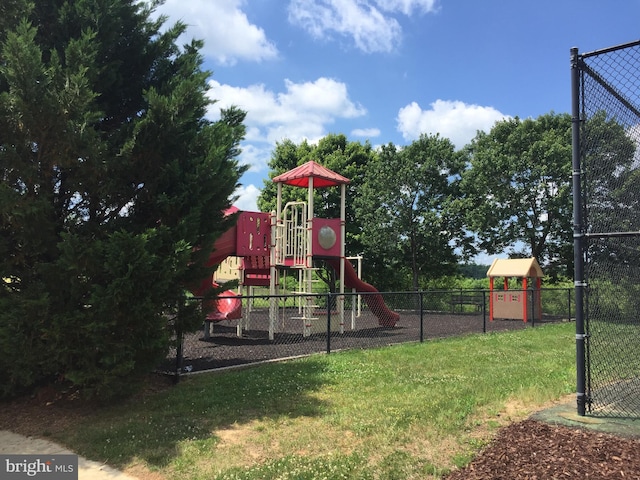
[
  {"x1": 204, "y1": 285, "x2": 242, "y2": 321},
  {"x1": 191, "y1": 225, "x2": 243, "y2": 321},
  {"x1": 205, "y1": 225, "x2": 238, "y2": 268},
  {"x1": 192, "y1": 225, "x2": 238, "y2": 296},
  {"x1": 325, "y1": 258, "x2": 399, "y2": 327}
]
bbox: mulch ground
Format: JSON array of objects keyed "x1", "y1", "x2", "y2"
[
  {"x1": 166, "y1": 308, "x2": 545, "y2": 374},
  {"x1": 444, "y1": 419, "x2": 640, "y2": 479}
]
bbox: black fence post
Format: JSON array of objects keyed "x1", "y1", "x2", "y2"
[
  {"x1": 326, "y1": 292, "x2": 332, "y2": 354},
  {"x1": 482, "y1": 290, "x2": 486, "y2": 333},
  {"x1": 571, "y1": 45, "x2": 587, "y2": 416},
  {"x1": 419, "y1": 291, "x2": 424, "y2": 342},
  {"x1": 174, "y1": 313, "x2": 184, "y2": 384},
  {"x1": 530, "y1": 289, "x2": 536, "y2": 327}
]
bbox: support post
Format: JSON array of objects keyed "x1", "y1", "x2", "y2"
[
  {"x1": 339, "y1": 183, "x2": 346, "y2": 334},
  {"x1": 419, "y1": 291, "x2": 424, "y2": 342},
  {"x1": 571, "y1": 46, "x2": 587, "y2": 416},
  {"x1": 269, "y1": 209, "x2": 277, "y2": 340},
  {"x1": 326, "y1": 293, "x2": 332, "y2": 354},
  {"x1": 522, "y1": 277, "x2": 528, "y2": 323},
  {"x1": 489, "y1": 277, "x2": 494, "y2": 321}
]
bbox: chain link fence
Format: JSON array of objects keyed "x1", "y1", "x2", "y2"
[
  {"x1": 572, "y1": 40, "x2": 640, "y2": 417},
  {"x1": 159, "y1": 288, "x2": 572, "y2": 378}
]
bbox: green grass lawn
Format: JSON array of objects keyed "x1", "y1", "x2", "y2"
[{"x1": 53, "y1": 321, "x2": 576, "y2": 479}]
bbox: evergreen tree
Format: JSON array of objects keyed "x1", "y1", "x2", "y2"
[{"x1": 0, "y1": 0, "x2": 247, "y2": 398}]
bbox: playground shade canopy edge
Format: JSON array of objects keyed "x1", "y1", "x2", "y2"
[{"x1": 272, "y1": 160, "x2": 350, "y2": 188}]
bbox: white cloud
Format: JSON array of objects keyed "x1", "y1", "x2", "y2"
[
  {"x1": 208, "y1": 77, "x2": 366, "y2": 202},
  {"x1": 152, "y1": 0, "x2": 278, "y2": 65},
  {"x1": 374, "y1": 0, "x2": 439, "y2": 15},
  {"x1": 233, "y1": 184, "x2": 261, "y2": 211},
  {"x1": 351, "y1": 128, "x2": 381, "y2": 138},
  {"x1": 473, "y1": 252, "x2": 507, "y2": 266},
  {"x1": 626, "y1": 123, "x2": 640, "y2": 169},
  {"x1": 237, "y1": 144, "x2": 270, "y2": 173},
  {"x1": 287, "y1": 0, "x2": 438, "y2": 53},
  {"x1": 396, "y1": 100, "x2": 510, "y2": 149},
  {"x1": 208, "y1": 77, "x2": 366, "y2": 171}
]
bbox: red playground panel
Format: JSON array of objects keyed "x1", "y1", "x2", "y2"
[{"x1": 236, "y1": 211, "x2": 271, "y2": 258}]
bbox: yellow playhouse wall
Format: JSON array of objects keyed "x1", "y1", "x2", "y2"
[
  {"x1": 492, "y1": 291, "x2": 542, "y2": 321},
  {"x1": 213, "y1": 256, "x2": 242, "y2": 282},
  {"x1": 492, "y1": 291, "x2": 524, "y2": 319}
]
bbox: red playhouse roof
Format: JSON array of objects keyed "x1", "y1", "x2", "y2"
[{"x1": 272, "y1": 160, "x2": 350, "y2": 188}]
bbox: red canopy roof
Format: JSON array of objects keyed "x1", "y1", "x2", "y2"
[{"x1": 272, "y1": 160, "x2": 350, "y2": 188}]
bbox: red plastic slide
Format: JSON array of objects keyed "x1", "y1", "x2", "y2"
[
  {"x1": 325, "y1": 258, "x2": 399, "y2": 327},
  {"x1": 191, "y1": 225, "x2": 243, "y2": 321},
  {"x1": 191, "y1": 225, "x2": 238, "y2": 297},
  {"x1": 204, "y1": 286, "x2": 242, "y2": 321}
]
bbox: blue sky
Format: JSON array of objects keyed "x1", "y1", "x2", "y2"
[{"x1": 152, "y1": 0, "x2": 640, "y2": 216}]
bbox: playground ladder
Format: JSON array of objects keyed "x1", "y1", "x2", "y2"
[
  {"x1": 276, "y1": 201, "x2": 309, "y2": 267},
  {"x1": 290, "y1": 266, "x2": 321, "y2": 337}
]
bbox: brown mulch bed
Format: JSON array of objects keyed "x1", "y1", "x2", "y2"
[{"x1": 444, "y1": 419, "x2": 640, "y2": 480}]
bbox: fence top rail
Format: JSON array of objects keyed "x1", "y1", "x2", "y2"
[
  {"x1": 194, "y1": 287, "x2": 572, "y2": 300},
  {"x1": 580, "y1": 39, "x2": 640, "y2": 59}
]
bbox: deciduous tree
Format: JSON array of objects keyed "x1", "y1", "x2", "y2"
[
  {"x1": 459, "y1": 113, "x2": 573, "y2": 277},
  {"x1": 355, "y1": 134, "x2": 466, "y2": 291},
  {"x1": 258, "y1": 134, "x2": 377, "y2": 290}
]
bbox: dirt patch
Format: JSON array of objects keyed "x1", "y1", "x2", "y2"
[{"x1": 0, "y1": 374, "x2": 174, "y2": 438}]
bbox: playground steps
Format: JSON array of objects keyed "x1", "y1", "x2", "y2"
[
  {"x1": 243, "y1": 269, "x2": 270, "y2": 286},
  {"x1": 290, "y1": 314, "x2": 321, "y2": 337}
]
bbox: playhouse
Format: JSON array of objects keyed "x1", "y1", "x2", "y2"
[
  {"x1": 486, "y1": 258, "x2": 543, "y2": 322},
  {"x1": 194, "y1": 161, "x2": 399, "y2": 340}
]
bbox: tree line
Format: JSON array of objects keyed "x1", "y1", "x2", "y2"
[{"x1": 258, "y1": 110, "x2": 634, "y2": 292}]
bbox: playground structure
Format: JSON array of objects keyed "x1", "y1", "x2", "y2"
[
  {"x1": 194, "y1": 161, "x2": 399, "y2": 340},
  {"x1": 486, "y1": 257, "x2": 543, "y2": 322}
]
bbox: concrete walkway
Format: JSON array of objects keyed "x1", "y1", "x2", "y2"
[{"x1": 0, "y1": 430, "x2": 138, "y2": 479}]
